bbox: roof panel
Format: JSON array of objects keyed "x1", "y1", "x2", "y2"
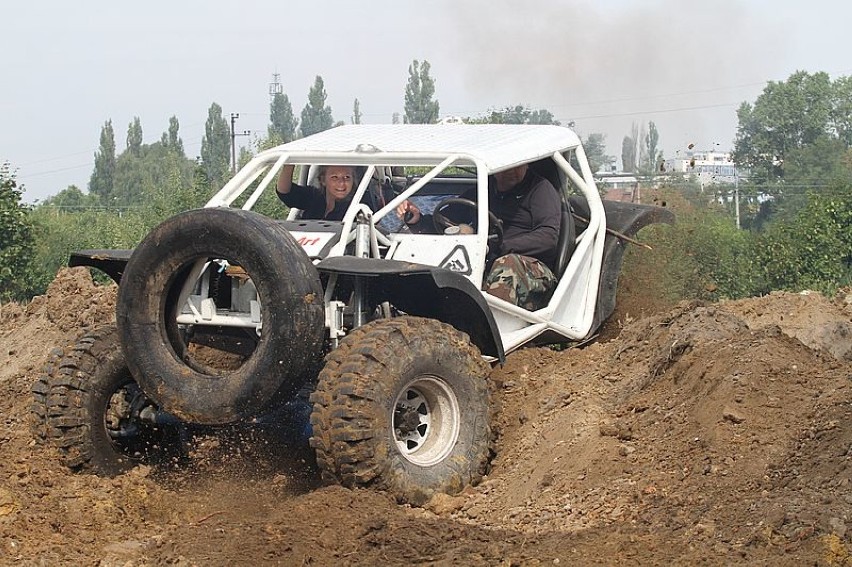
[{"x1": 269, "y1": 124, "x2": 582, "y2": 172}]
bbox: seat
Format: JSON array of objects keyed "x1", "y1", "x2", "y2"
[
  {"x1": 554, "y1": 200, "x2": 576, "y2": 277},
  {"x1": 529, "y1": 158, "x2": 575, "y2": 278}
]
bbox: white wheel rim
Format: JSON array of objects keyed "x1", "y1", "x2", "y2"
[{"x1": 392, "y1": 376, "x2": 460, "y2": 467}]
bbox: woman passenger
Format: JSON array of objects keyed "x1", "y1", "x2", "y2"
[{"x1": 276, "y1": 164, "x2": 356, "y2": 220}]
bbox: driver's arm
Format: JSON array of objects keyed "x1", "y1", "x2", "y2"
[
  {"x1": 396, "y1": 199, "x2": 422, "y2": 225},
  {"x1": 396, "y1": 200, "x2": 442, "y2": 235},
  {"x1": 398, "y1": 187, "x2": 477, "y2": 232}
]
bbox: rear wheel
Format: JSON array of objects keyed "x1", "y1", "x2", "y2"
[
  {"x1": 310, "y1": 316, "x2": 493, "y2": 504},
  {"x1": 32, "y1": 325, "x2": 184, "y2": 475}
]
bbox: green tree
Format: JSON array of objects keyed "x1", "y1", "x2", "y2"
[
  {"x1": 620, "y1": 122, "x2": 641, "y2": 173},
  {"x1": 352, "y1": 98, "x2": 362, "y2": 124},
  {"x1": 269, "y1": 92, "x2": 297, "y2": 143},
  {"x1": 733, "y1": 71, "x2": 835, "y2": 183},
  {"x1": 583, "y1": 133, "x2": 615, "y2": 173},
  {"x1": 200, "y1": 102, "x2": 231, "y2": 189},
  {"x1": 113, "y1": 139, "x2": 196, "y2": 206},
  {"x1": 41, "y1": 185, "x2": 97, "y2": 209},
  {"x1": 785, "y1": 137, "x2": 850, "y2": 186},
  {"x1": 136, "y1": 150, "x2": 209, "y2": 225},
  {"x1": 470, "y1": 104, "x2": 560, "y2": 125},
  {"x1": 757, "y1": 181, "x2": 852, "y2": 293},
  {"x1": 646, "y1": 121, "x2": 659, "y2": 171},
  {"x1": 237, "y1": 146, "x2": 254, "y2": 170},
  {"x1": 127, "y1": 117, "x2": 143, "y2": 157},
  {"x1": 832, "y1": 76, "x2": 852, "y2": 147},
  {"x1": 0, "y1": 164, "x2": 35, "y2": 301},
  {"x1": 300, "y1": 76, "x2": 334, "y2": 137},
  {"x1": 404, "y1": 60, "x2": 439, "y2": 124},
  {"x1": 527, "y1": 108, "x2": 559, "y2": 125},
  {"x1": 161, "y1": 115, "x2": 184, "y2": 156},
  {"x1": 621, "y1": 136, "x2": 636, "y2": 173},
  {"x1": 26, "y1": 205, "x2": 147, "y2": 296},
  {"x1": 89, "y1": 120, "x2": 116, "y2": 203}
]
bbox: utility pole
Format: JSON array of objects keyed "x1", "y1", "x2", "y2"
[
  {"x1": 734, "y1": 171, "x2": 741, "y2": 229},
  {"x1": 230, "y1": 113, "x2": 250, "y2": 175}
]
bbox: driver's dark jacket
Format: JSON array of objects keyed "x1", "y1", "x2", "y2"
[
  {"x1": 487, "y1": 171, "x2": 561, "y2": 270},
  {"x1": 421, "y1": 170, "x2": 561, "y2": 270}
]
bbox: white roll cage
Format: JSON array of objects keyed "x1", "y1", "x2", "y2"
[{"x1": 189, "y1": 125, "x2": 607, "y2": 353}]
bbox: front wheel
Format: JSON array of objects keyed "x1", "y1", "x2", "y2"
[{"x1": 309, "y1": 317, "x2": 493, "y2": 504}]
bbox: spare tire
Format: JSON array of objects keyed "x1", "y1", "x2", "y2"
[{"x1": 117, "y1": 208, "x2": 324, "y2": 425}]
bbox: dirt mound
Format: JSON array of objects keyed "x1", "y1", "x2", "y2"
[
  {"x1": 0, "y1": 267, "x2": 116, "y2": 384},
  {"x1": 1, "y1": 271, "x2": 851, "y2": 565},
  {"x1": 719, "y1": 290, "x2": 852, "y2": 361}
]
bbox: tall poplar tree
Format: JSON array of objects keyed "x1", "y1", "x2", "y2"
[
  {"x1": 161, "y1": 115, "x2": 184, "y2": 156},
  {"x1": 352, "y1": 98, "x2": 362, "y2": 124},
  {"x1": 404, "y1": 60, "x2": 439, "y2": 124},
  {"x1": 269, "y1": 92, "x2": 297, "y2": 143},
  {"x1": 300, "y1": 76, "x2": 334, "y2": 137},
  {"x1": 646, "y1": 121, "x2": 660, "y2": 171},
  {"x1": 200, "y1": 103, "x2": 231, "y2": 188},
  {"x1": 127, "y1": 117, "x2": 143, "y2": 157},
  {"x1": 89, "y1": 120, "x2": 116, "y2": 203}
]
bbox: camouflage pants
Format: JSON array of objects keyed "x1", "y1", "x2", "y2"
[{"x1": 484, "y1": 254, "x2": 557, "y2": 311}]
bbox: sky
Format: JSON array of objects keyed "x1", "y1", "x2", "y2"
[{"x1": 2, "y1": 0, "x2": 850, "y2": 203}]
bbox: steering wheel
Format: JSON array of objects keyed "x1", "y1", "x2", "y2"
[{"x1": 432, "y1": 197, "x2": 503, "y2": 249}]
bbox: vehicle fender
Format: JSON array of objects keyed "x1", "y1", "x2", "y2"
[
  {"x1": 571, "y1": 197, "x2": 676, "y2": 331},
  {"x1": 69, "y1": 249, "x2": 133, "y2": 284},
  {"x1": 317, "y1": 257, "x2": 505, "y2": 363}
]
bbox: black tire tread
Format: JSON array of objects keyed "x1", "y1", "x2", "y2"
[
  {"x1": 309, "y1": 324, "x2": 375, "y2": 485},
  {"x1": 32, "y1": 325, "x2": 137, "y2": 473},
  {"x1": 31, "y1": 346, "x2": 65, "y2": 443},
  {"x1": 310, "y1": 316, "x2": 493, "y2": 504}
]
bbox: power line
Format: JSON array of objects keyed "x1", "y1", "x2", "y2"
[
  {"x1": 21, "y1": 163, "x2": 93, "y2": 178},
  {"x1": 18, "y1": 149, "x2": 97, "y2": 167},
  {"x1": 568, "y1": 102, "x2": 739, "y2": 121}
]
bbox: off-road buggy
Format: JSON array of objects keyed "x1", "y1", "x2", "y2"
[{"x1": 32, "y1": 124, "x2": 673, "y2": 503}]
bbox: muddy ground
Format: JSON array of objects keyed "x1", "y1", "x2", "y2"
[{"x1": 1, "y1": 267, "x2": 851, "y2": 566}]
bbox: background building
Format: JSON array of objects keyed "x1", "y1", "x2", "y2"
[{"x1": 664, "y1": 150, "x2": 740, "y2": 187}]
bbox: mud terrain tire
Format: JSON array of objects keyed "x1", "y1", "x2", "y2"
[
  {"x1": 310, "y1": 317, "x2": 492, "y2": 504},
  {"x1": 31, "y1": 325, "x2": 182, "y2": 475},
  {"x1": 117, "y1": 208, "x2": 324, "y2": 424}
]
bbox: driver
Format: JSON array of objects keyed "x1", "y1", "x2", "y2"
[{"x1": 396, "y1": 164, "x2": 561, "y2": 310}]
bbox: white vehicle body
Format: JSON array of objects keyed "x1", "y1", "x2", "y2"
[{"x1": 204, "y1": 124, "x2": 606, "y2": 355}]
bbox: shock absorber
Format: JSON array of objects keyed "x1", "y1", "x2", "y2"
[{"x1": 352, "y1": 210, "x2": 371, "y2": 328}]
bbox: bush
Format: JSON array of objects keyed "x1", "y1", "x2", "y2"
[
  {"x1": 623, "y1": 190, "x2": 764, "y2": 303},
  {"x1": 757, "y1": 182, "x2": 852, "y2": 294},
  {"x1": 0, "y1": 165, "x2": 35, "y2": 301}
]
